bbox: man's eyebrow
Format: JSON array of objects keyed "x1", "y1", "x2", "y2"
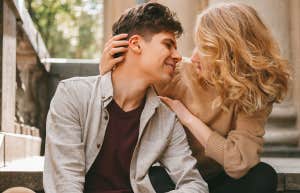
[{"x1": 163, "y1": 38, "x2": 177, "y2": 49}]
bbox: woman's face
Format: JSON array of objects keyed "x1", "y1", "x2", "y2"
[{"x1": 191, "y1": 47, "x2": 207, "y2": 77}]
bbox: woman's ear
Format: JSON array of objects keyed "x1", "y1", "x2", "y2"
[{"x1": 128, "y1": 35, "x2": 142, "y2": 54}]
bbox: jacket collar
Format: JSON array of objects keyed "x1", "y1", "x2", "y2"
[{"x1": 100, "y1": 72, "x2": 114, "y2": 107}]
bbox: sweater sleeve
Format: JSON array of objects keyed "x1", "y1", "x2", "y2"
[{"x1": 204, "y1": 106, "x2": 272, "y2": 179}]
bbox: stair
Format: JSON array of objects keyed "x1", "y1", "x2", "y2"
[{"x1": 264, "y1": 103, "x2": 299, "y2": 148}]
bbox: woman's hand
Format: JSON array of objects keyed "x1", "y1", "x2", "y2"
[
  {"x1": 159, "y1": 96, "x2": 194, "y2": 126},
  {"x1": 99, "y1": 34, "x2": 129, "y2": 75},
  {"x1": 159, "y1": 96, "x2": 212, "y2": 146}
]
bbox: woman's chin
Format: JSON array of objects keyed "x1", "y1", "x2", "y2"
[{"x1": 196, "y1": 67, "x2": 202, "y2": 77}]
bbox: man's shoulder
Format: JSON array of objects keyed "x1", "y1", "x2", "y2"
[
  {"x1": 54, "y1": 75, "x2": 102, "y2": 106},
  {"x1": 60, "y1": 75, "x2": 100, "y2": 86},
  {"x1": 58, "y1": 75, "x2": 100, "y2": 93}
]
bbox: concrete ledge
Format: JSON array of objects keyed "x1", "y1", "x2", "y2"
[
  {"x1": 263, "y1": 146, "x2": 300, "y2": 157},
  {"x1": 0, "y1": 134, "x2": 4, "y2": 167},
  {"x1": 264, "y1": 129, "x2": 300, "y2": 146},
  {"x1": 0, "y1": 171, "x2": 43, "y2": 192},
  {"x1": 2, "y1": 132, "x2": 41, "y2": 163},
  {"x1": 0, "y1": 157, "x2": 299, "y2": 192},
  {"x1": 0, "y1": 156, "x2": 43, "y2": 192},
  {"x1": 262, "y1": 158, "x2": 300, "y2": 192},
  {"x1": 268, "y1": 105, "x2": 297, "y2": 121}
]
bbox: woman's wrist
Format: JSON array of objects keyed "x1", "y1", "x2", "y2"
[
  {"x1": 183, "y1": 113, "x2": 212, "y2": 147},
  {"x1": 183, "y1": 113, "x2": 197, "y2": 127}
]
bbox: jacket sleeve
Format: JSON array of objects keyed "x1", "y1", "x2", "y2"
[
  {"x1": 205, "y1": 106, "x2": 272, "y2": 179},
  {"x1": 160, "y1": 119, "x2": 209, "y2": 193},
  {"x1": 43, "y1": 82, "x2": 85, "y2": 193}
]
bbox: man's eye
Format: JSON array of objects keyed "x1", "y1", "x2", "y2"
[{"x1": 165, "y1": 43, "x2": 172, "y2": 49}]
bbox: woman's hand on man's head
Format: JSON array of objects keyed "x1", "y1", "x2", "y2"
[{"x1": 99, "y1": 34, "x2": 129, "y2": 75}]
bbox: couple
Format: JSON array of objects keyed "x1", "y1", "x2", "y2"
[{"x1": 44, "y1": 2, "x2": 289, "y2": 193}]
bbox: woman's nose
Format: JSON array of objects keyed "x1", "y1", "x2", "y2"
[{"x1": 191, "y1": 48, "x2": 200, "y2": 63}]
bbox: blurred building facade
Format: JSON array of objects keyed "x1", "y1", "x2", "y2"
[{"x1": 0, "y1": 0, "x2": 51, "y2": 167}]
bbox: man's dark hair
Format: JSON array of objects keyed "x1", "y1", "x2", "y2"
[{"x1": 112, "y1": 2, "x2": 183, "y2": 39}]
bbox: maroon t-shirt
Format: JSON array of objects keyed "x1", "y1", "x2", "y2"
[{"x1": 84, "y1": 99, "x2": 145, "y2": 193}]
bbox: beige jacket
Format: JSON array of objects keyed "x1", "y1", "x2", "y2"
[
  {"x1": 155, "y1": 61, "x2": 272, "y2": 179},
  {"x1": 43, "y1": 72, "x2": 208, "y2": 193}
]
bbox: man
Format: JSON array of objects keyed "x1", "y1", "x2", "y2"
[{"x1": 43, "y1": 3, "x2": 208, "y2": 193}]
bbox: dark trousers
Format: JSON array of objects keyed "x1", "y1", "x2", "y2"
[{"x1": 149, "y1": 162, "x2": 278, "y2": 193}]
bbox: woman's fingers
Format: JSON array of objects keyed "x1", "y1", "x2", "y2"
[
  {"x1": 105, "y1": 34, "x2": 128, "y2": 47},
  {"x1": 111, "y1": 40, "x2": 129, "y2": 48},
  {"x1": 100, "y1": 34, "x2": 129, "y2": 75},
  {"x1": 112, "y1": 33, "x2": 128, "y2": 41},
  {"x1": 159, "y1": 96, "x2": 193, "y2": 126},
  {"x1": 159, "y1": 96, "x2": 185, "y2": 113},
  {"x1": 107, "y1": 40, "x2": 128, "y2": 54},
  {"x1": 159, "y1": 96, "x2": 172, "y2": 103},
  {"x1": 109, "y1": 46, "x2": 128, "y2": 56},
  {"x1": 112, "y1": 55, "x2": 125, "y2": 64},
  {"x1": 158, "y1": 96, "x2": 174, "y2": 109},
  {"x1": 100, "y1": 56, "x2": 124, "y2": 74}
]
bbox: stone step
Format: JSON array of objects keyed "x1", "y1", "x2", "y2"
[
  {"x1": 0, "y1": 156, "x2": 43, "y2": 192},
  {"x1": 262, "y1": 157, "x2": 300, "y2": 193},
  {"x1": 49, "y1": 59, "x2": 99, "y2": 80},
  {"x1": 268, "y1": 104, "x2": 297, "y2": 122},
  {"x1": 263, "y1": 103, "x2": 299, "y2": 147},
  {"x1": 264, "y1": 129, "x2": 300, "y2": 146},
  {"x1": 0, "y1": 156, "x2": 299, "y2": 193},
  {"x1": 0, "y1": 132, "x2": 41, "y2": 163},
  {"x1": 0, "y1": 134, "x2": 4, "y2": 168},
  {"x1": 263, "y1": 146, "x2": 300, "y2": 157}
]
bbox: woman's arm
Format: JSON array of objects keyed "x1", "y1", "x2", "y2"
[
  {"x1": 205, "y1": 108, "x2": 270, "y2": 179},
  {"x1": 160, "y1": 96, "x2": 272, "y2": 179}
]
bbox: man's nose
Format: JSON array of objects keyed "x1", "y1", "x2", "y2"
[{"x1": 172, "y1": 49, "x2": 182, "y2": 63}]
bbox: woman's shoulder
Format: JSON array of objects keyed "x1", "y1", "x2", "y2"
[{"x1": 235, "y1": 102, "x2": 273, "y2": 120}]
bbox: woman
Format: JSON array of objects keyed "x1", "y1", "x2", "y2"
[{"x1": 100, "y1": 3, "x2": 290, "y2": 193}]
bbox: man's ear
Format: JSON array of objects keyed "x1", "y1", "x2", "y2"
[{"x1": 128, "y1": 35, "x2": 142, "y2": 54}]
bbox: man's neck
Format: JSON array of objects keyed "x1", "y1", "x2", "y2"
[{"x1": 111, "y1": 63, "x2": 149, "y2": 112}]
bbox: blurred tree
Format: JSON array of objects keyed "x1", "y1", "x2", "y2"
[{"x1": 25, "y1": 0, "x2": 103, "y2": 58}]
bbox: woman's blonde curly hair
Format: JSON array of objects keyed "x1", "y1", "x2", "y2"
[{"x1": 195, "y1": 3, "x2": 290, "y2": 114}]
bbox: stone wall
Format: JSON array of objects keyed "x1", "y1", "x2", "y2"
[
  {"x1": 0, "y1": 0, "x2": 3, "y2": 130},
  {"x1": 1, "y1": 0, "x2": 17, "y2": 133},
  {"x1": 0, "y1": 0, "x2": 50, "y2": 161},
  {"x1": 16, "y1": 27, "x2": 50, "y2": 154}
]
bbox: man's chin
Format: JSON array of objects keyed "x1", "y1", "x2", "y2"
[{"x1": 159, "y1": 74, "x2": 173, "y2": 84}]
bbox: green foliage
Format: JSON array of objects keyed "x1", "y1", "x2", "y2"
[{"x1": 25, "y1": 0, "x2": 103, "y2": 58}]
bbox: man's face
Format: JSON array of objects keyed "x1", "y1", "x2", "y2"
[{"x1": 139, "y1": 32, "x2": 182, "y2": 84}]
